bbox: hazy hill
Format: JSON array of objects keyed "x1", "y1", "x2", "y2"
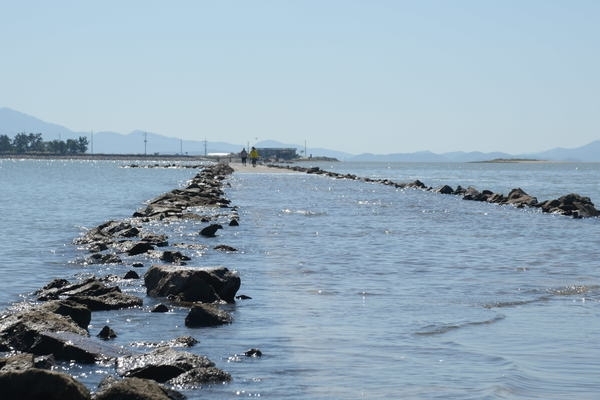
[{"x1": 1, "y1": 107, "x2": 599, "y2": 161}]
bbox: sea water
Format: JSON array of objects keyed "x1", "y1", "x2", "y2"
[{"x1": 1, "y1": 159, "x2": 600, "y2": 399}]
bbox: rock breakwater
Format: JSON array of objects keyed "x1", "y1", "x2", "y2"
[
  {"x1": 269, "y1": 164, "x2": 600, "y2": 218},
  {"x1": 0, "y1": 163, "x2": 244, "y2": 399}
]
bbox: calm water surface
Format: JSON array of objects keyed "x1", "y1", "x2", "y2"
[{"x1": 1, "y1": 159, "x2": 600, "y2": 399}]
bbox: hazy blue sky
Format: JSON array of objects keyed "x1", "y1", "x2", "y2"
[{"x1": 1, "y1": 1, "x2": 598, "y2": 155}]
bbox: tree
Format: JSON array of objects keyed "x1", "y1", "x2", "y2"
[
  {"x1": 0, "y1": 134, "x2": 12, "y2": 153},
  {"x1": 46, "y1": 139, "x2": 67, "y2": 154},
  {"x1": 77, "y1": 136, "x2": 88, "y2": 153},
  {"x1": 13, "y1": 133, "x2": 30, "y2": 153}
]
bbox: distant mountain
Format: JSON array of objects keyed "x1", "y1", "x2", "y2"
[
  {"x1": 1, "y1": 107, "x2": 599, "y2": 161},
  {"x1": 0, "y1": 107, "x2": 80, "y2": 140}
]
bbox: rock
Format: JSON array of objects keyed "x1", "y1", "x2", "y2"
[
  {"x1": 38, "y1": 300, "x2": 91, "y2": 330},
  {"x1": 36, "y1": 278, "x2": 142, "y2": 310},
  {"x1": 68, "y1": 290, "x2": 143, "y2": 311},
  {"x1": 214, "y1": 244, "x2": 237, "y2": 252},
  {"x1": 160, "y1": 251, "x2": 190, "y2": 264},
  {"x1": 144, "y1": 265, "x2": 240, "y2": 304},
  {"x1": 151, "y1": 304, "x2": 170, "y2": 313},
  {"x1": 97, "y1": 325, "x2": 117, "y2": 340},
  {"x1": 435, "y1": 185, "x2": 454, "y2": 194},
  {"x1": 123, "y1": 270, "x2": 140, "y2": 280},
  {"x1": 229, "y1": 218, "x2": 239, "y2": 226},
  {"x1": 168, "y1": 366, "x2": 232, "y2": 386},
  {"x1": 184, "y1": 304, "x2": 232, "y2": 328},
  {"x1": 503, "y1": 188, "x2": 538, "y2": 207},
  {"x1": 94, "y1": 376, "x2": 180, "y2": 400},
  {"x1": 142, "y1": 233, "x2": 169, "y2": 247},
  {"x1": 536, "y1": 193, "x2": 600, "y2": 218},
  {"x1": 86, "y1": 253, "x2": 122, "y2": 265},
  {"x1": 116, "y1": 347, "x2": 218, "y2": 383},
  {"x1": 200, "y1": 224, "x2": 223, "y2": 237},
  {"x1": 125, "y1": 241, "x2": 155, "y2": 256},
  {"x1": 0, "y1": 353, "x2": 35, "y2": 372},
  {"x1": 235, "y1": 294, "x2": 252, "y2": 300},
  {"x1": 0, "y1": 368, "x2": 91, "y2": 400},
  {"x1": 244, "y1": 348, "x2": 262, "y2": 357},
  {"x1": 132, "y1": 262, "x2": 144, "y2": 268},
  {"x1": 0, "y1": 307, "x2": 95, "y2": 361}
]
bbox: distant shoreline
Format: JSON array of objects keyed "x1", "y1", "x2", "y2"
[
  {"x1": 0, "y1": 153, "x2": 215, "y2": 161},
  {"x1": 472, "y1": 158, "x2": 548, "y2": 164}
]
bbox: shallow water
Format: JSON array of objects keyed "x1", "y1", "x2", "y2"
[{"x1": 1, "y1": 159, "x2": 600, "y2": 399}]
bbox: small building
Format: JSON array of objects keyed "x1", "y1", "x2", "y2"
[{"x1": 256, "y1": 147, "x2": 299, "y2": 161}]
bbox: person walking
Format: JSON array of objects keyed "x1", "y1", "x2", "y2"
[
  {"x1": 240, "y1": 148, "x2": 248, "y2": 166},
  {"x1": 249, "y1": 147, "x2": 259, "y2": 167}
]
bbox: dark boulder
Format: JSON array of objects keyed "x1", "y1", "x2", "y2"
[
  {"x1": 503, "y1": 188, "x2": 538, "y2": 207},
  {"x1": 39, "y1": 300, "x2": 91, "y2": 330},
  {"x1": 0, "y1": 368, "x2": 91, "y2": 400},
  {"x1": 200, "y1": 224, "x2": 223, "y2": 237},
  {"x1": 123, "y1": 270, "x2": 140, "y2": 280},
  {"x1": 185, "y1": 304, "x2": 232, "y2": 328},
  {"x1": 125, "y1": 241, "x2": 155, "y2": 256},
  {"x1": 144, "y1": 265, "x2": 240, "y2": 304},
  {"x1": 97, "y1": 325, "x2": 117, "y2": 340},
  {"x1": 536, "y1": 193, "x2": 600, "y2": 218},
  {"x1": 151, "y1": 304, "x2": 170, "y2": 313},
  {"x1": 435, "y1": 185, "x2": 454, "y2": 195},
  {"x1": 229, "y1": 218, "x2": 239, "y2": 226},
  {"x1": 160, "y1": 251, "x2": 190, "y2": 264}
]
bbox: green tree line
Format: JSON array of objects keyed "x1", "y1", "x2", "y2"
[{"x1": 0, "y1": 133, "x2": 88, "y2": 155}]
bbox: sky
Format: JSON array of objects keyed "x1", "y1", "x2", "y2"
[{"x1": 1, "y1": 1, "x2": 598, "y2": 155}]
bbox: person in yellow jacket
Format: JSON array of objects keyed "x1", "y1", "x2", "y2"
[{"x1": 249, "y1": 147, "x2": 259, "y2": 167}]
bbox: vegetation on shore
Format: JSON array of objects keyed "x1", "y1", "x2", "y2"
[{"x1": 0, "y1": 132, "x2": 88, "y2": 155}]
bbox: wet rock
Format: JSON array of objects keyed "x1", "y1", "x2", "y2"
[
  {"x1": 167, "y1": 366, "x2": 232, "y2": 386},
  {"x1": 145, "y1": 265, "x2": 240, "y2": 304},
  {"x1": 244, "y1": 348, "x2": 262, "y2": 357},
  {"x1": 236, "y1": 294, "x2": 252, "y2": 300},
  {"x1": 435, "y1": 185, "x2": 454, "y2": 194},
  {"x1": 116, "y1": 347, "x2": 219, "y2": 383},
  {"x1": 97, "y1": 325, "x2": 117, "y2": 340},
  {"x1": 68, "y1": 289, "x2": 143, "y2": 311},
  {"x1": 184, "y1": 304, "x2": 232, "y2": 328},
  {"x1": 502, "y1": 188, "x2": 538, "y2": 207},
  {"x1": 86, "y1": 253, "x2": 122, "y2": 265},
  {"x1": 151, "y1": 304, "x2": 170, "y2": 313},
  {"x1": 200, "y1": 224, "x2": 223, "y2": 237},
  {"x1": 124, "y1": 241, "x2": 155, "y2": 256},
  {"x1": 160, "y1": 251, "x2": 190, "y2": 264},
  {"x1": 142, "y1": 233, "x2": 169, "y2": 247},
  {"x1": 214, "y1": 244, "x2": 237, "y2": 252},
  {"x1": 229, "y1": 218, "x2": 239, "y2": 226},
  {"x1": 132, "y1": 262, "x2": 144, "y2": 268},
  {"x1": 536, "y1": 193, "x2": 600, "y2": 218},
  {"x1": 94, "y1": 377, "x2": 182, "y2": 400},
  {"x1": 38, "y1": 299, "x2": 92, "y2": 329},
  {"x1": 0, "y1": 368, "x2": 91, "y2": 400},
  {"x1": 123, "y1": 270, "x2": 140, "y2": 279}
]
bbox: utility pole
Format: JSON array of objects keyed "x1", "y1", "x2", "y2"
[
  {"x1": 144, "y1": 132, "x2": 147, "y2": 156},
  {"x1": 91, "y1": 130, "x2": 94, "y2": 155},
  {"x1": 204, "y1": 138, "x2": 207, "y2": 157},
  {"x1": 180, "y1": 138, "x2": 183, "y2": 155}
]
